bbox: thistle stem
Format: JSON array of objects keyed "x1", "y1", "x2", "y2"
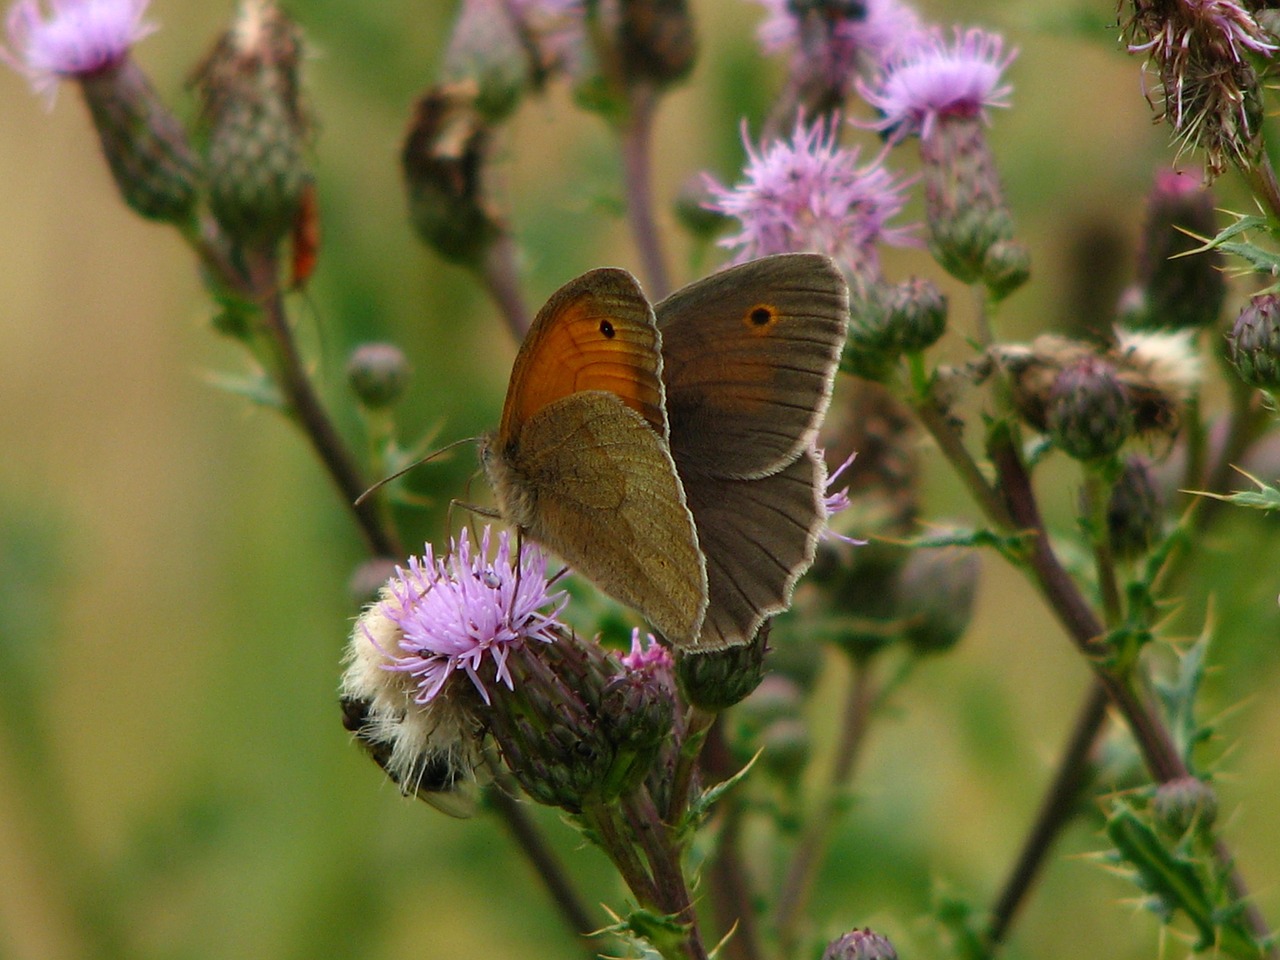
[
  {"x1": 665, "y1": 705, "x2": 717, "y2": 823},
  {"x1": 986, "y1": 679, "x2": 1109, "y2": 946},
  {"x1": 775, "y1": 655, "x2": 877, "y2": 958},
  {"x1": 620, "y1": 84, "x2": 672, "y2": 299},
  {"x1": 1083, "y1": 469, "x2": 1122, "y2": 627}
]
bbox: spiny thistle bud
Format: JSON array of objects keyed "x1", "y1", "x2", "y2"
[
  {"x1": 894, "y1": 545, "x2": 980, "y2": 655},
  {"x1": 194, "y1": 0, "x2": 312, "y2": 249},
  {"x1": 1129, "y1": 169, "x2": 1225, "y2": 331},
  {"x1": 882, "y1": 276, "x2": 947, "y2": 353},
  {"x1": 347, "y1": 343, "x2": 411, "y2": 409},
  {"x1": 401, "y1": 82, "x2": 503, "y2": 268},
  {"x1": 1227, "y1": 294, "x2": 1280, "y2": 390},
  {"x1": 676, "y1": 623, "x2": 768, "y2": 711},
  {"x1": 822, "y1": 928, "x2": 899, "y2": 960},
  {"x1": 1152, "y1": 775, "x2": 1218, "y2": 836},
  {"x1": 1106, "y1": 455, "x2": 1164, "y2": 559},
  {"x1": 1046, "y1": 356, "x2": 1134, "y2": 461},
  {"x1": 488, "y1": 632, "x2": 672, "y2": 812},
  {"x1": 78, "y1": 61, "x2": 201, "y2": 224},
  {"x1": 443, "y1": 0, "x2": 532, "y2": 121},
  {"x1": 617, "y1": 0, "x2": 697, "y2": 88},
  {"x1": 843, "y1": 284, "x2": 901, "y2": 382},
  {"x1": 981, "y1": 237, "x2": 1031, "y2": 301},
  {"x1": 1122, "y1": 0, "x2": 1273, "y2": 177}
]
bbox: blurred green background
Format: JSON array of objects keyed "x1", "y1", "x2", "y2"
[{"x1": 1, "y1": 2, "x2": 1278, "y2": 959}]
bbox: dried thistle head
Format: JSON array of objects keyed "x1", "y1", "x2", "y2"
[{"x1": 1121, "y1": 0, "x2": 1276, "y2": 177}]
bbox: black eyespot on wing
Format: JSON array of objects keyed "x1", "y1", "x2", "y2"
[
  {"x1": 600, "y1": 320, "x2": 616, "y2": 338},
  {"x1": 748, "y1": 306, "x2": 774, "y2": 327}
]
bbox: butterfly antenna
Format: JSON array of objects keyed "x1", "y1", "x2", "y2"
[{"x1": 355, "y1": 435, "x2": 480, "y2": 508}]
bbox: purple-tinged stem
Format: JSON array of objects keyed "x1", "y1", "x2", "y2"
[
  {"x1": 244, "y1": 251, "x2": 403, "y2": 559},
  {"x1": 987, "y1": 679, "x2": 1108, "y2": 945},
  {"x1": 775, "y1": 655, "x2": 876, "y2": 958},
  {"x1": 480, "y1": 231, "x2": 531, "y2": 340},
  {"x1": 620, "y1": 84, "x2": 672, "y2": 300},
  {"x1": 665, "y1": 706, "x2": 716, "y2": 823},
  {"x1": 623, "y1": 789, "x2": 709, "y2": 960}
]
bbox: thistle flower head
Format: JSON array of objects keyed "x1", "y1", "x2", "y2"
[
  {"x1": 376, "y1": 527, "x2": 567, "y2": 706},
  {"x1": 753, "y1": 0, "x2": 924, "y2": 91},
  {"x1": 858, "y1": 27, "x2": 1015, "y2": 141},
  {"x1": 1123, "y1": 0, "x2": 1274, "y2": 176},
  {"x1": 2, "y1": 0, "x2": 154, "y2": 103},
  {"x1": 704, "y1": 114, "x2": 914, "y2": 279}
]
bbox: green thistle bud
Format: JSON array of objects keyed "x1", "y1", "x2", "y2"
[
  {"x1": 676, "y1": 623, "x2": 768, "y2": 711},
  {"x1": 1046, "y1": 356, "x2": 1134, "y2": 461},
  {"x1": 1227, "y1": 294, "x2": 1280, "y2": 390},
  {"x1": 487, "y1": 635, "x2": 671, "y2": 812},
  {"x1": 443, "y1": 0, "x2": 531, "y2": 121},
  {"x1": 1152, "y1": 776, "x2": 1217, "y2": 836},
  {"x1": 883, "y1": 277, "x2": 947, "y2": 354},
  {"x1": 895, "y1": 545, "x2": 980, "y2": 656},
  {"x1": 822, "y1": 928, "x2": 899, "y2": 960},
  {"x1": 1131, "y1": 170, "x2": 1225, "y2": 331},
  {"x1": 982, "y1": 238, "x2": 1031, "y2": 301},
  {"x1": 195, "y1": 0, "x2": 312, "y2": 249},
  {"x1": 401, "y1": 82, "x2": 503, "y2": 268},
  {"x1": 920, "y1": 114, "x2": 1017, "y2": 291},
  {"x1": 1106, "y1": 455, "x2": 1164, "y2": 559},
  {"x1": 843, "y1": 285, "x2": 902, "y2": 382},
  {"x1": 77, "y1": 60, "x2": 200, "y2": 224},
  {"x1": 347, "y1": 343, "x2": 411, "y2": 409},
  {"x1": 618, "y1": 0, "x2": 697, "y2": 88}
]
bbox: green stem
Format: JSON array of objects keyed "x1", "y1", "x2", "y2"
[
  {"x1": 1083, "y1": 468, "x2": 1123, "y2": 627},
  {"x1": 665, "y1": 706, "x2": 717, "y2": 823}
]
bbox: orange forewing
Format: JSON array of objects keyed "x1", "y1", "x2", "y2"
[{"x1": 497, "y1": 268, "x2": 666, "y2": 444}]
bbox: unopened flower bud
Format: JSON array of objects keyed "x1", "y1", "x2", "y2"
[
  {"x1": 982, "y1": 238, "x2": 1031, "y2": 300},
  {"x1": 677, "y1": 623, "x2": 768, "y2": 711},
  {"x1": 195, "y1": 0, "x2": 311, "y2": 248},
  {"x1": 443, "y1": 0, "x2": 530, "y2": 121},
  {"x1": 347, "y1": 343, "x2": 411, "y2": 409},
  {"x1": 74, "y1": 61, "x2": 201, "y2": 224},
  {"x1": 843, "y1": 285, "x2": 902, "y2": 382},
  {"x1": 1047, "y1": 356, "x2": 1134, "y2": 461},
  {"x1": 1153, "y1": 776, "x2": 1217, "y2": 836},
  {"x1": 598, "y1": 654, "x2": 676, "y2": 795},
  {"x1": 895, "y1": 545, "x2": 980, "y2": 655},
  {"x1": 1130, "y1": 170, "x2": 1225, "y2": 331},
  {"x1": 920, "y1": 114, "x2": 1016, "y2": 289},
  {"x1": 617, "y1": 0, "x2": 697, "y2": 87},
  {"x1": 1227, "y1": 294, "x2": 1280, "y2": 390},
  {"x1": 883, "y1": 277, "x2": 947, "y2": 353},
  {"x1": 1106, "y1": 456, "x2": 1164, "y2": 559},
  {"x1": 822, "y1": 928, "x2": 899, "y2": 960},
  {"x1": 401, "y1": 82, "x2": 503, "y2": 267}
]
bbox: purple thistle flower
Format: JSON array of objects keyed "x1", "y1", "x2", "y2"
[
  {"x1": 704, "y1": 114, "x2": 914, "y2": 275},
  {"x1": 376, "y1": 527, "x2": 567, "y2": 706},
  {"x1": 754, "y1": 0, "x2": 924, "y2": 85},
  {"x1": 821, "y1": 448, "x2": 866, "y2": 545},
  {"x1": 620, "y1": 628, "x2": 674, "y2": 673},
  {"x1": 858, "y1": 27, "x2": 1015, "y2": 141},
  {"x1": 2, "y1": 0, "x2": 155, "y2": 104}
]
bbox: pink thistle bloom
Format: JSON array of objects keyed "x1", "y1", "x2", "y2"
[
  {"x1": 754, "y1": 0, "x2": 924, "y2": 84},
  {"x1": 620, "y1": 628, "x2": 674, "y2": 673},
  {"x1": 704, "y1": 114, "x2": 914, "y2": 271},
  {"x1": 377, "y1": 528, "x2": 567, "y2": 706},
  {"x1": 858, "y1": 27, "x2": 1016, "y2": 141},
  {"x1": 2, "y1": 0, "x2": 155, "y2": 104}
]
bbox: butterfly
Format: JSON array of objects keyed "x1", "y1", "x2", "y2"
[{"x1": 482, "y1": 253, "x2": 849, "y2": 650}]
